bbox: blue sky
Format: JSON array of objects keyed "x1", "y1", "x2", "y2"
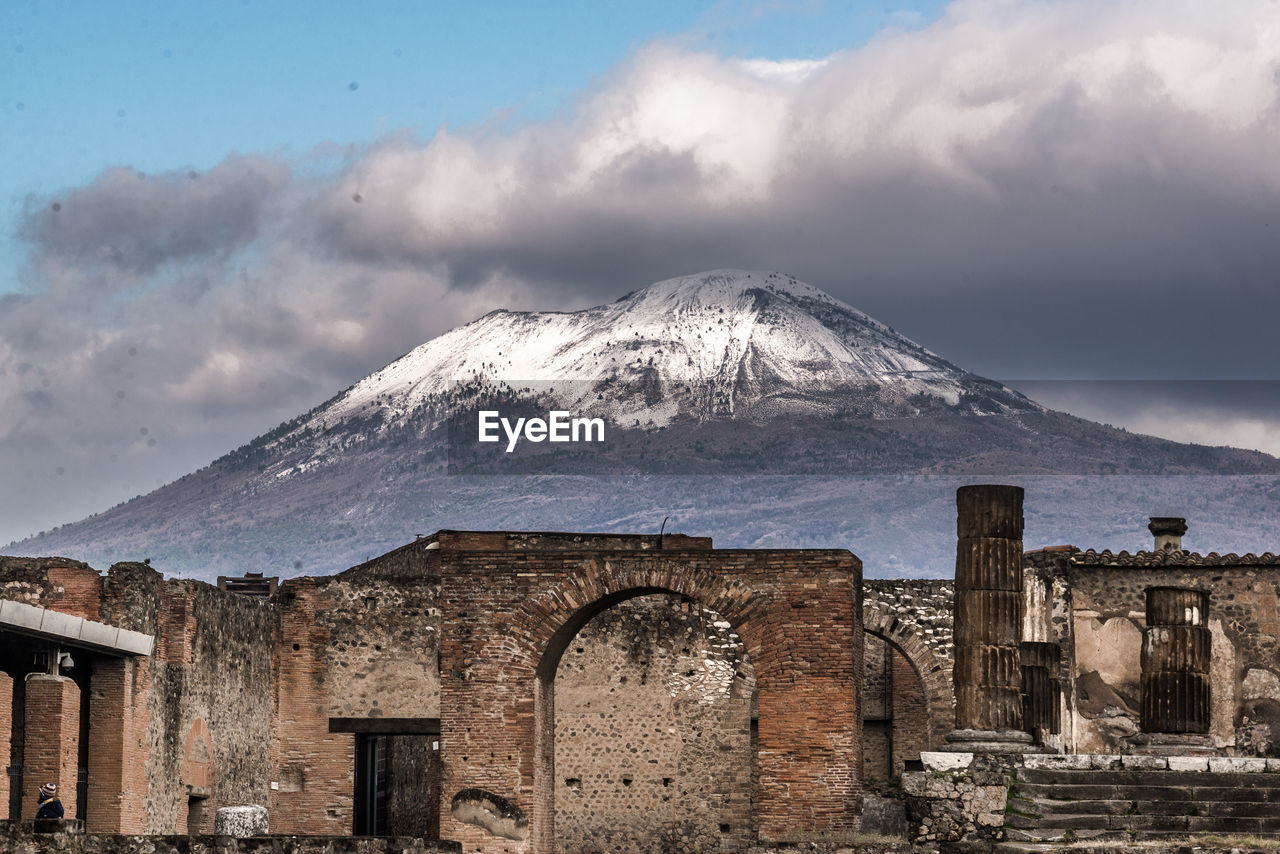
[
  {"x1": 1, "y1": 0, "x2": 945, "y2": 292},
  {"x1": 4, "y1": 0, "x2": 1280, "y2": 547}
]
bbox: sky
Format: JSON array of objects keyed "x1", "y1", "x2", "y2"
[{"x1": 3, "y1": 0, "x2": 1280, "y2": 546}]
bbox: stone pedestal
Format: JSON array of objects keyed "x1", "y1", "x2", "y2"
[
  {"x1": 1126, "y1": 732, "x2": 1217, "y2": 756},
  {"x1": 214, "y1": 805, "x2": 269, "y2": 837},
  {"x1": 944, "y1": 485, "x2": 1031, "y2": 754}
]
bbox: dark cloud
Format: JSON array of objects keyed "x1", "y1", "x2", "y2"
[
  {"x1": 20, "y1": 157, "x2": 290, "y2": 279},
  {"x1": 5, "y1": 0, "x2": 1280, "y2": 544}
]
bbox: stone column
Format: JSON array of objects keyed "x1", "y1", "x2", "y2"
[
  {"x1": 22, "y1": 673, "x2": 80, "y2": 819},
  {"x1": 944, "y1": 485, "x2": 1033, "y2": 753},
  {"x1": 0, "y1": 671, "x2": 12, "y2": 814},
  {"x1": 1141, "y1": 587, "x2": 1210, "y2": 734}
]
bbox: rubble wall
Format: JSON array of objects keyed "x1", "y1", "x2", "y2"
[{"x1": 1065, "y1": 562, "x2": 1280, "y2": 755}]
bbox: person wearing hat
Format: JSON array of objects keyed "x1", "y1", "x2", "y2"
[{"x1": 35, "y1": 783, "x2": 63, "y2": 819}]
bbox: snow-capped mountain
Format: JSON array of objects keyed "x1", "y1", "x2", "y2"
[
  {"x1": 269, "y1": 270, "x2": 1034, "y2": 474},
  {"x1": 8, "y1": 270, "x2": 1280, "y2": 580}
]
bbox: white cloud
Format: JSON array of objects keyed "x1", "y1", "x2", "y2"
[{"x1": 6, "y1": 0, "x2": 1280, "y2": 543}]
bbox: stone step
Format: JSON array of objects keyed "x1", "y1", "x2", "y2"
[
  {"x1": 1004, "y1": 811, "x2": 1280, "y2": 840},
  {"x1": 1015, "y1": 782, "x2": 1280, "y2": 803},
  {"x1": 996, "y1": 838, "x2": 1280, "y2": 854},
  {"x1": 1026, "y1": 797, "x2": 1279, "y2": 818},
  {"x1": 1018, "y1": 768, "x2": 1280, "y2": 787},
  {"x1": 1003, "y1": 826, "x2": 1111, "y2": 843}
]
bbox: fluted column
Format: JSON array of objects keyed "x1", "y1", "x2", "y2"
[
  {"x1": 1141, "y1": 588, "x2": 1210, "y2": 734},
  {"x1": 944, "y1": 485, "x2": 1034, "y2": 753}
]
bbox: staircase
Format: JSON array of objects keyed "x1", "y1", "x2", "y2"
[{"x1": 1003, "y1": 766, "x2": 1280, "y2": 843}]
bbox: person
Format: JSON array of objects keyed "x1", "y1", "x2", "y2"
[{"x1": 35, "y1": 783, "x2": 63, "y2": 819}]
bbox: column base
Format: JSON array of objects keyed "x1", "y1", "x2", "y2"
[
  {"x1": 941, "y1": 728, "x2": 1038, "y2": 754},
  {"x1": 1126, "y1": 732, "x2": 1218, "y2": 756}
]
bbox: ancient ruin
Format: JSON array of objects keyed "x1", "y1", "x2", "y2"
[{"x1": 2, "y1": 486, "x2": 1279, "y2": 852}]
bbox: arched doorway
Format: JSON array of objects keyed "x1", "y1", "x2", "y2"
[
  {"x1": 181, "y1": 718, "x2": 215, "y2": 834},
  {"x1": 861, "y1": 597, "x2": 956, "y2": 755},
  {"x1": 552, "y1": 593, "x2": 756, "y2": 853},
  {"x1": 861, "y1": 633, "x2": 928, "y2": 779},
  {"x1": 437, "y1": 547, "x2": 862, "y2": 854}
]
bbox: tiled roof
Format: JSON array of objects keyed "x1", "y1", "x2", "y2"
[{"x1": 1070, "y1": 548, "x2": 1280, "y2": 567}]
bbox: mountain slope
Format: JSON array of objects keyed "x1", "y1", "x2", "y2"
[{"x1": 8, "y1": 270, "x2": 1280, "y2": 579}]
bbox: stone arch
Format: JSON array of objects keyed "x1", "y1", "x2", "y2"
[
  {"x1": 526, "y1": 570, "x2": 766, "y2": 854},
  {"x1": 862, "y1": 598, "x2": 955, "y2": 747},
  {"x1": 438, "y1": 549, "x2": 862, "y2": 854},
  {"x1": 180, "y1": 718, "x2": 215, "y2": 834}
]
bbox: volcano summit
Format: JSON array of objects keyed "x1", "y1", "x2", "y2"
[{"x1": 8, "y1": 270, "x2": 1280, "y2": 579}]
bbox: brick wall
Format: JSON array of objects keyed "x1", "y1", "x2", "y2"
[
  {"x1": 0, "y1": 671, "x2": 11, "y2": 814},
  {"x1": 22, "y1": 673, "x2": 79, "y2": 819},
  {"x1": 890, "y1": 645, "x2": 928, "y2": 772},
  {"x1": 272, "y1": 579, "x2": 355, "y2": 836},
  {"x1": 87, "y1": 657, "x2": 150, "y2": 833},
  {"x1": 862, "y1": 636, "x2": 891, "y2": 778},
  {"x1": 437, "y1": 547, "x2": 862, "y2": 854},
  {"x1": 45, "y1": 566, "x2": 103, "y2": 621}
]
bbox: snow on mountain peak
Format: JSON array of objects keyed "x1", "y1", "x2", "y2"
[{"x1": 287, "y1": 270, "x2": 1034, "y2": 455}]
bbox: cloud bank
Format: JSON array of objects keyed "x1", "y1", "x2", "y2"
[{"x1": 5, "y1": 0, "x2": 1280, "y2": 543}]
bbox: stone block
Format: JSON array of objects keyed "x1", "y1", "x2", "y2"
[
  {"x1": 1208, "y1": 757, "x2": 1267, "y2": 773},
  {"x1": 922, "y1": 751, "x2": 973, "y2": 771},
  {"x1": 214, "y1": 805, "x2": 268, "y2": 837},
  {"x1": 1090, "y1": 754, "x2": 1124, "y2": 769},
  {"x1": 1267, "y1": 758, "x2": 1280, "y2": 773},
  {"x1": 1165, "y1": 755, "x2": 1209, "y2": 771},
  {"x1": 859, "y1": 795, "x2": 907, "y2": 838},
  {"x1": 1022, "y1": 753, "x2": 1091, "y2": 770},
  {"x1": 1120, "y1": 754, "x2": 1167, "y2": 770}
]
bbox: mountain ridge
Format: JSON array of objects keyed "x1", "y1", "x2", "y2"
[{"x1": 7, "y1": 270, "x2": 1280, "y2": 579}]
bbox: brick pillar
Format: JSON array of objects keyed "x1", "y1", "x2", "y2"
[
  {"x1": 87, "y1": 657, "x2": 148, "y2": 833},
  {"x1": 0, "y1": 672, "x2": 12, "y2": 815},
  {"x1": 944, "y1": 485, "x2": 1033, "y2": 753},
  {"x1": 22, "y1": 673, "x2": 80, "y2": 819}
]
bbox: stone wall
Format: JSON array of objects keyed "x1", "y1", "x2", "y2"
[
  {"x1": 0, "y1": 822, "x2": 461, "y2": 853},
  {"x1": 0, "y1": 559, "x2": 275, "y2": 834},
  {"x1": 143, "y1": 580, "x2": 276, "y2": 833},
  {"x1": 902, "y1": 755, "x2": 1014, "y2": 845},
  {"x1": 861, "y1": 580, "x2": 954, "y2": 756},
  {"x1": 437, "y1": 546, "x2": 863, "y2": 854},
  {"x1": 1034, "y1": 551, "x2": 1280, "y2": 756},
  {"x1": 553, "y1": 594, "x2": 756, "y2": 854},
  {"x1": 271, "y1": 540, "x2": 443, "y2": 836}
]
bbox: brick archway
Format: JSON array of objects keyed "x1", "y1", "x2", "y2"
[
  {"x1": 438, "y1": 547, "x2": 862, "y2": 854},
  {"x1": 862, "y1": 599, "x2": 955, "y2": 747},
  {"x1": 180, "y1": 718, "x2": 215, "y2": 834}
]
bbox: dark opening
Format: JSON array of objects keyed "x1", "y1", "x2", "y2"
[
  {"x1": 187, "y1": 794, "x2": 207, "y2": 834},
  {"x1": 75, "y1": 662, "x2": 90, "y2": 822},
  {"x1": 350, "y1": 730, "x2": 439, "y2": 838},
  {"x1": 353, "y1": 734, "x2": 388, "y2": 835}
]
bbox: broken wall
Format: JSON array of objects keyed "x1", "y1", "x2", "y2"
[
  {"x1": 1060, "y1": 556, "x2": 1280, "y2": 755},
  {"x1": 553, "y1": 593, "x2": 756, "y2": 854}
]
